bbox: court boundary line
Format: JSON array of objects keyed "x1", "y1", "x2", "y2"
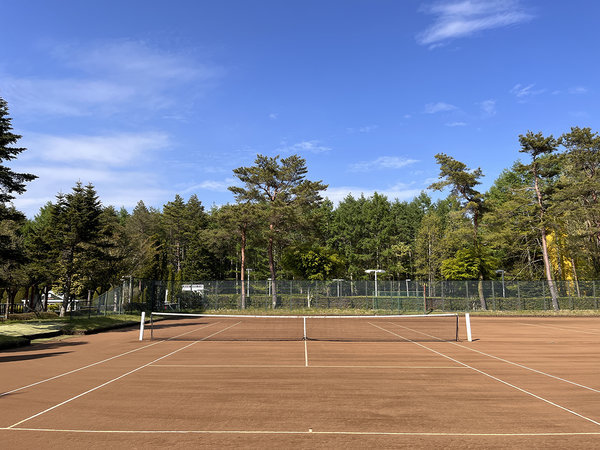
[
  {"x1": 369, "y1": 322, "x2": 600, "y2": 428},
  {"x1": 385, "y1": 322, "x2": 600, "y2": 394},
  {"x1": 3, "y1": 427, "x2": 600, "y2": 436},
  {"x1": 519, "y1": 322, "x2": 600, "y2": 335},
  {"x1": 304, "y1": 339, "x2": 308, "y2": 367},
  {"x1": 0, "y1": 321, "x2": 221, "y2": 398},
  {"x1": 148, "y1": 364, "x2": 469, "y2": 369},
  {"x1": 7, "y1": 322, "x2": 242, "y2": 429}
]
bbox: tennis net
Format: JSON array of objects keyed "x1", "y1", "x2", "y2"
[{"x1": 148, "y1": 312, "x2": 459, "y2": 342}]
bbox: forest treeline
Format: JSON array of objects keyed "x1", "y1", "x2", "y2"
[{"x1": 1, "y1": 96, "x2": 599, "y2": 311}]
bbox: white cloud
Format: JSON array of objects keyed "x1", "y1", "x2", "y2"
[
  {"x1": 480, "y1": 99, "x2": 496, "y2": 116},
  {"x1": 424, "y1": 102, "x2": 458, "y2": 114},
  {"x1": 269, "y1": 113, "x2": 278, "y2": 120},
  {"x1": 22, "y1": 132, "x2": 169, "y2": 166},
  {"x1": 349, "y1": 156, "x2": 419, "y2": 172},
  {"x1": 278, "y1": 140, "x2": 331, "y2": 154},
  {"x1": 0, "y1": 40, "x2": 223, "y2": 118},
  {"x1": 445, "y1": 121, "x2": 468, "y2": 127},
  {"x1": 347, "y1": 125, "x2": 378, "y2": 133},
  {"x1": 324, "y1": 185, "x2": 423, "y2": 204},
  {"x1": 417, "y1": 0, "x2": 533, "y2": 47},
  {"x1": 510, "y1": 83, "x2": 545, "y2": 100},
  {"x1": 183, "y1": 179, "x2": 236, "y2": 193},
  {"x1": 11, "y1": 131, "x2": 173, "y2": 217},
  {"x1": 568, "y1": 86, "x2": 588, "y2": 95}
]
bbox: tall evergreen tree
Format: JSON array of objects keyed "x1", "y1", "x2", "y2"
[
  {"x1": 49, "y1": 182, "x2": 103, "y2": 316},
  {"x1": 0, "y1": 97, "x2": 36, "y2": 278},
  {"x1": 230, "y1": 154, "x2": 327, "y2": 307},
  {"x1": 518, "y1": 131, "x2": 561, "y2": 310},
  {"x1": 430, "y1": 154, "x2": 489, "y2": 309}
]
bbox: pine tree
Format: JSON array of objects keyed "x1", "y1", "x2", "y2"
[{"x1": 230, "y1": 154, "x2": 327, "y2": 308}]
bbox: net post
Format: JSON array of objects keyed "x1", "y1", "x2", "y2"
[
  {"x1": 150, "y1": 313, "x2": 154, "y2": 340},
  {"x1": 139, "y1": 311, "x2": 145, "y2": 341},
  {"x1": 303, "y1": 316, "x2": 307, "y2": 340},
  {"x1": 465, "y1": 313, "x2": 472, "y2": 342}
]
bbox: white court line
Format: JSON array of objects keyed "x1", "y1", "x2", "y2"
[
  {"x1": 7, "y1": 322, "x2": 242, "y2": 429},
  {"x1": 148, "y1": 364, "x2": 468, "y2": 369},
  {"x1": 304, "y1": 339, "x2": 308, "y2": 367},
  {"x1": 3, "y1": 427, "x2": 600, "y2": 436},
  {"x1": 369, "y1": 322, "x2": 600, "y2": 428},
  {"x1": 385, "y1": 322, "x2": 600, "y2": 394},
  {"x1": 520, "y1": 322, "x2": 600, "y2": 335},
  {"x1": 0, "y1": 321, "x2": 220, "y2": 398}
]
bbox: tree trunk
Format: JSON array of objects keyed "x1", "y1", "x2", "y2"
[
  {"x1": 532, "y1": 163, "x2": 560, "y2": 311},
  {"x1": 478, "y1": 273, "x2": 487, "y2": 310},
  {"x1": 540, "y1": 227, "x2": 559, "y2": 310},
  {"x1": 571, "y1": 258, "x2": 581, "y2": 298},
  {"x1": 240, "y1": 227, "x2": 247, "y2": 309},
  {"x1": 44, "y1": 286, "x2": 49, "y2": 312},
  {"x1": 268, "y1": 224, "x2": 277, "y2": 308}
]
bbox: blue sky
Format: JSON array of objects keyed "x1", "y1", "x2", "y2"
[{"x1": 2, "y1": 0, "x2": 599, "y2": 217}]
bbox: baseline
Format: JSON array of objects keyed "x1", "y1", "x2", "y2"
[{"x1": 3, "y1": 427, "x2": 600, "y2": 437}]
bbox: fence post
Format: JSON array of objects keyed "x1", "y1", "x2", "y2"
[
  {"x1": 594, "y1": 281, "x2": 598, "y2": 310},
  {"x1": 441, "y1": 281, "x2": 445, "y2": 311},
  {"x1": 491, "y1": 281, "x2": 496, "y2": 310}
]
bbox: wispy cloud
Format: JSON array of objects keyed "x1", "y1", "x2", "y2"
[
  {"x1": 424, "y1": 102, "x2": 458, "y2": 114},
  {"x1": 349, "y1": 156, "x2": 418, "y2": 172},
  {"x1": 347, "y1": 125, "x2": 378, "y2": 134},
  {"x1": 445, "y1": 121, "x2": 468, "y2": 127},
  {"x1": 12, "y1": 131, "x2": 173, "y2": 216},
  {"x1": 23, "y1": 132, "x2": 169, "y2": 166},
  {"x1": 0, "y1": 40, "x2": 223, "y2": 119},
  {"x1": 510, "y1": 83, "x2": 545, "y2": 100},
  {"x1": 568, "y1": 86, "x2": 588, "y2": 95},
  {"x1": 278, "y1": 140, "x2": 331, "y2": 154},
  {"x1": 269, "y1": 113, "x2": 278, "y2": 120},
  {"x1": 480, "y1": 99, "x2": 496, "y2": 116},
  {"x1": 417, "y1": 0, "x2": 533, "y2": 48},
  {"x1": 324, "y1": 184, "x2": 423, "y2": 204},
  {"x1": 183, "y1": 179, "x2": 236, "y2": 193}
]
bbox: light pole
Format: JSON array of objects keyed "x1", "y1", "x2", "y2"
[
  {"x1": 495, "y1": 270, "x2": 505, "y2": 298},
  {"x1": 332, "y1": 279, "x2": 344, "y2": 297},
  {"x1": 405, "y1": 279, "x2": 411, "y2": 297},
  {"x1": 365, "y1": 270, "x2": 385, "y2": 297},
  {"x1": 246, "y1": 268, "x2": 253, "y2": 297}
]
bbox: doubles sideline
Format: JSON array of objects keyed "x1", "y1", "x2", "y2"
[
  {"x1": 370, "y1": 322, "x2": 600, "y2": 428},
  {"x1": 0, "y1": 320, "x2": 222, "y2": 398},
  {"x1": 7, "y1": 322, "x2": 242, "y2": 429}
]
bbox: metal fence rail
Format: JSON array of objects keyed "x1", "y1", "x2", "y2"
[
  {"x1": 6, "y1": 279, "x2": 596, "y2": 317},
  {"x1": 117, "y1": 278, "x2": 600, "y2": 313}
]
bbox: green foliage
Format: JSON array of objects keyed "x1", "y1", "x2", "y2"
[
  {"x1": 441, "y1": 246, "x2": 497, "y2": 280},
  {"x1": 281, "y1": 244, "x2": 345, "y2": 280}
]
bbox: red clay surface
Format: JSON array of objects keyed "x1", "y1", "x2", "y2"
[{"x1": 1, "y1": 316, "x2": 600, "y2": 448}]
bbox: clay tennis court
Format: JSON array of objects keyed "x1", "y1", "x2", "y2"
[{"x1": 1, "y1": 315, "x2": 600, "y2": 448}]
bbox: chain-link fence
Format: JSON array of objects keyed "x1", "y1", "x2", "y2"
[{"x1": 101, "y1": 278, "x2": 600, "y2": 313}]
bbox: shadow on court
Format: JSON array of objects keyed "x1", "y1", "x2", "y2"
[{"x1": 0, "y1": 351, "x2": 72, "y2": 363}]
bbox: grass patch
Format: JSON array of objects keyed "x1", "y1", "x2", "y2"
[
  {"x1": 0, "y1": 334, "x2": 30, "y2": 349},
  {"x1": 188, "y1": 308, "x2": 438, "y2": 316},
  {"x1": 468, "y1": 309, "x2": 600, "y2": 317},
  {"x1": 60, "y1": 314, "x2": 142, "y2": 334}
]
